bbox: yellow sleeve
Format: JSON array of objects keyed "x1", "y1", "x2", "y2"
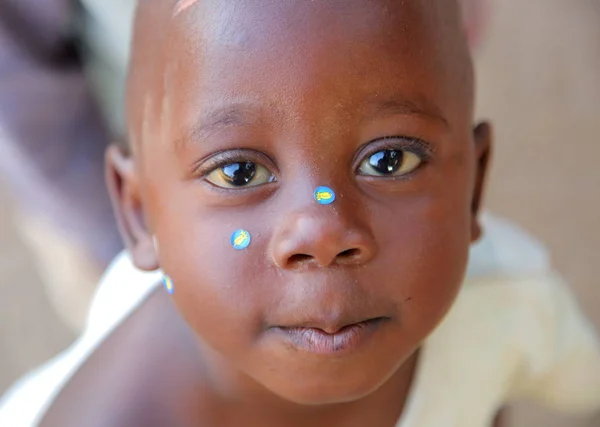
[{"x1": 511, "y1": 273, "x2": 600, "y2": 414}]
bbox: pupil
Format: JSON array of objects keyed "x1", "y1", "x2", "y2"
[
  {"x1": 369, "y1": 150, "x2": 402, "y2": 174},
  {"x1": 222, "y1": 162, "x2": 256, "y2": 186}
]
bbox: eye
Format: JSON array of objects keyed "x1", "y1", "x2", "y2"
[
  {"x1": 205, "y1": 161, "x2": 275, "y2": 189},
  {"x1": 358, "y1": 149, "x2": 422, "y2": 177}
]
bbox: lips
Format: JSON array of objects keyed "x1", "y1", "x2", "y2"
[
  {"x1": 264, "y1": 275, "x2": 392, "y2": 354},
  {"x1": 272, "y1": 317, "x2": 387, "y2": 355}
]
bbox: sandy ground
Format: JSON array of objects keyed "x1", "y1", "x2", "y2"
[{"x1": 0, "y1": 0, "x2": 599, "y2": 425}]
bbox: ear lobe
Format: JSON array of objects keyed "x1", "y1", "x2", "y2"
[
  {"x1": 105, "y1": 145, "x2": 159, "y2": 271},
  {"x1": 470, "y1": 122, "x2": 492, "y2": 243}
]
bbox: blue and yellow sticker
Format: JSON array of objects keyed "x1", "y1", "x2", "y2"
[
  {"x1": 162, "y1": 275, "x2": 175, "y2": 295},
  {"x1": 231, "y1": 229, "x2": 252, "y2": 250},
  {"x1": 314, "y1": 186, "x2": 336, "y2": 205}
]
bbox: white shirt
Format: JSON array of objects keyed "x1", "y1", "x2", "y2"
[{"x1": 1, "y1": 213, "x2": 599, "y2": 426}]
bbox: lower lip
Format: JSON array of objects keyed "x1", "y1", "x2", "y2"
[{"x1": 273, "y1": 318, "x2": 386, "y2": 355}]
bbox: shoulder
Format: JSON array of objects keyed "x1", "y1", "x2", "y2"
[
  {"x1": 37, "y1": 289, "x2": 182, "y2": 427},
  {"x1": 39, "y1": 284, "x2": 206, "y2": 427},
  {"x1": 0, "y1": 253, "x2": 162, "y2": 426},
  {"x1": 441, "y1": 272, "x2": 593, "y2": 356},
  {"x1": 431, "y1": 273, "x2": 600, "y2": 415}
]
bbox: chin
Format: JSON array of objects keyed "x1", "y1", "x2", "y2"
[
  {"x1": 276, "y1": 381, "x2": 384, "y2": 406},
  {"x1": 256, "y1": 359, "x2": 398, "y2": 406}
]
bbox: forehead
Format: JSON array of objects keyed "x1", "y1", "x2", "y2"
[{"x1": 136, "y1": 0, "x2": 471, "y2": 143}]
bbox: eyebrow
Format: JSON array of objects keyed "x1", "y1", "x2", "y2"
[
  {"x1": 173, "y1": 0, "x2": 200, "y2": 17},
  {"x1": 366, "y1": 97, "x2": 449, "y2": 128},
  {"x1": 175, "y1": 96, "x2": 448, "y2": 148},
  {"x1": 175, "y1": 104, "x2": 264, "y2": 148}
]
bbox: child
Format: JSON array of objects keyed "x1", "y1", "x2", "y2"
[
  {"x1": 2, "y1": 0, "x2": 599, "y2": 426},
  {"x1": 0, "y1": 0, "x2": 484, "y2": 333}
]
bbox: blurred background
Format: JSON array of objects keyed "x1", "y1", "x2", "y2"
[{"x1": 0, "y1": 0, "x2": 598, "y2": 426}]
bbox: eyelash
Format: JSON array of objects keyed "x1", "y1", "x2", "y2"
[
  {"x1": 192, "y1": 137, "x2": 433, "y2": 180},
  {"x1": 191, "y1": 149, "x2": 277, "y2": 179},
  {"x1": 356, "y1": 137, "x2": 433, "y2": 166}
]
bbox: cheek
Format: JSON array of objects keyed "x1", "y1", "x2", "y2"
[
  {"x1": 375, "y1": 193, "x2": 471, "y2": 339},
  {"x1": 156, "y1": 207, "x2": 270, "y2": 353}
]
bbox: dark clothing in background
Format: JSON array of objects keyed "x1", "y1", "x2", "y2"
[{"x1": 0, "y1": 0, "x2": 123, "y2": 266}]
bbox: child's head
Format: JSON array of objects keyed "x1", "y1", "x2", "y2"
[{"x1": 107, "y1": 0, "x2": 490, "y2": 405}]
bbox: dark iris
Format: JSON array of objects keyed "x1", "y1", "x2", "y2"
[
  {"x1": 368, "y1": 150, "x2": 403, "y2": 174},
  {"x1": 221, "y1": 162, "x2": 256, "y2": 186}
]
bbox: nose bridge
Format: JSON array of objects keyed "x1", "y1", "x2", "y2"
[{"x1": 269, "y1": 190, "x2": 377, "y2": 269}]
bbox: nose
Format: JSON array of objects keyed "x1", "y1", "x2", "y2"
[{"x1": 269, "y1": 203, "x2": 377, "y2": 269}]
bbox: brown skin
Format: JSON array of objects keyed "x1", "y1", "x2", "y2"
[{"x1": 42, "y1": 0, "x2": 498, "y2": 426}]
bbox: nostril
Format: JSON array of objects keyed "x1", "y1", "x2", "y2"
[
  {"x1": 337, "y1": 248, "x2": 362, "y2": 260},
  {"x1": 288, "y1": 254, "x2": 314, "y2": 266}
]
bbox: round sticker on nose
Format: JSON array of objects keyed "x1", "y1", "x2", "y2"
[
  {"x1": 314, "y1": 186, "x2": 336, "y2": 205},
  {"x1": 231, "y1": 229, "x2": 252, "y2": 250}
]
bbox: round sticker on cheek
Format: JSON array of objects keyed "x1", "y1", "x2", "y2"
[
  {"x1": 231, "y1": 229, "x2": 252, "y2": 250},
  {"x1": 314, "y1": 186, "x2": 336, "y2": 205},
  {"x1": 162, "y1": 275, "x2": 175, "y2": 295}
]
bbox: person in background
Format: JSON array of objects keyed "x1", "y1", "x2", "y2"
[{"x1": 0, "y1": 0, "x2": 135, "y2": 330}]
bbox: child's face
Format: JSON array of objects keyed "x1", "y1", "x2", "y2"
[{"x1": 111, "y1": 0, "x2": 489, "y2": 405}]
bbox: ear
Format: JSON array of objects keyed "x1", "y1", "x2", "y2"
[
  {"x1": 105, "y1": 145, "x2": 159, "y2": 271},
  {"x1": 470, "y1": 122, "x2": 492, "y2": 243}
]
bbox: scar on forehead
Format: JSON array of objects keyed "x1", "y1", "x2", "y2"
[{"x1": 173, "y1": 0, "x2": 200, "y2": 16}]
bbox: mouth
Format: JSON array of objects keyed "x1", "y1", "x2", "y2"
[{"x1": 271, "y1": 317, "x2": 388, "y2": 355}]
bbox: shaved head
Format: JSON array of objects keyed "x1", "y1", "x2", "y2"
[{"x1": 126, "y1": 0, "x2": 473, "y2": 153}]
